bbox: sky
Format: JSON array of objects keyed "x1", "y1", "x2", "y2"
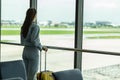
[
  {"x1": 1, "y1": 0, "x2": 120, "y2": 25},
  {"x1": 84, "y1": 0, "x2": 120, "y2": 25}
]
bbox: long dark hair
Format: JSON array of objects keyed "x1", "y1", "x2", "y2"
[{"x1": 21, "y1": 8, "x2": 36, "y2": 38}]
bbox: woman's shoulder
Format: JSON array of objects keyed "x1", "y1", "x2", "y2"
[
  {"x1": 31, "y1": 22, "x2": 39, "y2": 27},
  {"x1": 30, "y1": 22, "x2": 39, "y2": 30},
  {"x1": 30, "y1": 22, "x2": 39, "y2": 29}
]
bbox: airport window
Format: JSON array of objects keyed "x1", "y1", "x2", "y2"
[
  {"x1": 83, "y1": 0, "x2": 120, "y2": 52},
  {"x1": 1, "y1": 0, "x2": 29, "y2": 61},
  {"x1": 37, "y1": 0, "x2": 75, "y2": 71},
  {"x1": 83, "y1": 0, "x2": 120, "y2": 79},
  {"x1": 1, "y1": 0, "x2": 120, "y2": 79}
]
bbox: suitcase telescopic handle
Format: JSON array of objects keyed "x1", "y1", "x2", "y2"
[
  {"x1": 45, "y1": 51, "x2": 47, "y2": 71},
  {"x1": 40, "y1": 51, "x2": 47, "y2": 72}
]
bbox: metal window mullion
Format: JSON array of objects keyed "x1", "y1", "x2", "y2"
[
  {"x1": 0, "y1": 0, "x2": 1, "y2": 62},
  {"x1": 30, "y1": 0, "x2": 37, "y2": 9},
  {"x1": 74, "y1": 0, "x2": 84, "y2": 70},
  {"x1": 30, "y1": 0, "x2": 37, "y2": 23},
  {"x1": 0, "y1": 0, "x2": 1, "y2": 34}
]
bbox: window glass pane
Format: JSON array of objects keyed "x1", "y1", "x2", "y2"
[
  {"x1": 82, "y1": 53, "x2": 120, "y2": 80},
  {"x1": 1, "y1": 44, "x2": 23, "y2": 61},
  {"x1": 1, "y1": 0, "x2": 29, "y2": 61},
  {"x1": 1, "y1": 0, "x2": 29, "y2": 43},
  {"x1": 83, "y1": 0, "x2": 120, "y2": 52},
  {"x1": 83, "y1": 0, "x2": 120, "y2": 79},
  {"x1": 37, "y1": 0, "x2": 75, "y2": 70},
  {"x1": 41, "y1": 50, "x2": 74, "y2": 71}
]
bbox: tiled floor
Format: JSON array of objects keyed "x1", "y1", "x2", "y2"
[{"x1": 83, "y1": 64, "x2": 120, "y2": 80}]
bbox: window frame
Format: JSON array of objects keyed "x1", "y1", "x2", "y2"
[{"x1": 0, "y1": 0, "x2": 83, "y2": 70}]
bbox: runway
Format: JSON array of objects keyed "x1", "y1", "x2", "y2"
[{"x1": 1, "y1": 35, "x2": 120, "y2": 70}]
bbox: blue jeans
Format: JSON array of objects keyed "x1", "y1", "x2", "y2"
[{"x1": 22, "y1": 46, "x2": 40, "y2": 80}]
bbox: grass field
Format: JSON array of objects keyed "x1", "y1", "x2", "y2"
[
  {"x1": 1, "y1": 27, "x2": 120, "y2": 39},
  {"x1": 1, "y1": 30, "x2": 74, "y2": 35}
]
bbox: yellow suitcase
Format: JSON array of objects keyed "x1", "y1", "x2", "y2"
[
  {"x1": 37, "y1": 51, "x2": 55, "y2": 80},
  {"x1": 37, "y1": 71, "x2": 54, "y2": 80}
]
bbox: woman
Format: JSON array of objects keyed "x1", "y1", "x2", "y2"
[{"x1": 21, "y1": 8, "x2": 48, "y2": 80}]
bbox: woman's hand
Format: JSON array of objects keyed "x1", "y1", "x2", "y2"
[{"x1": 42, "y1": 46, "x2": 48, "y2": 52}]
